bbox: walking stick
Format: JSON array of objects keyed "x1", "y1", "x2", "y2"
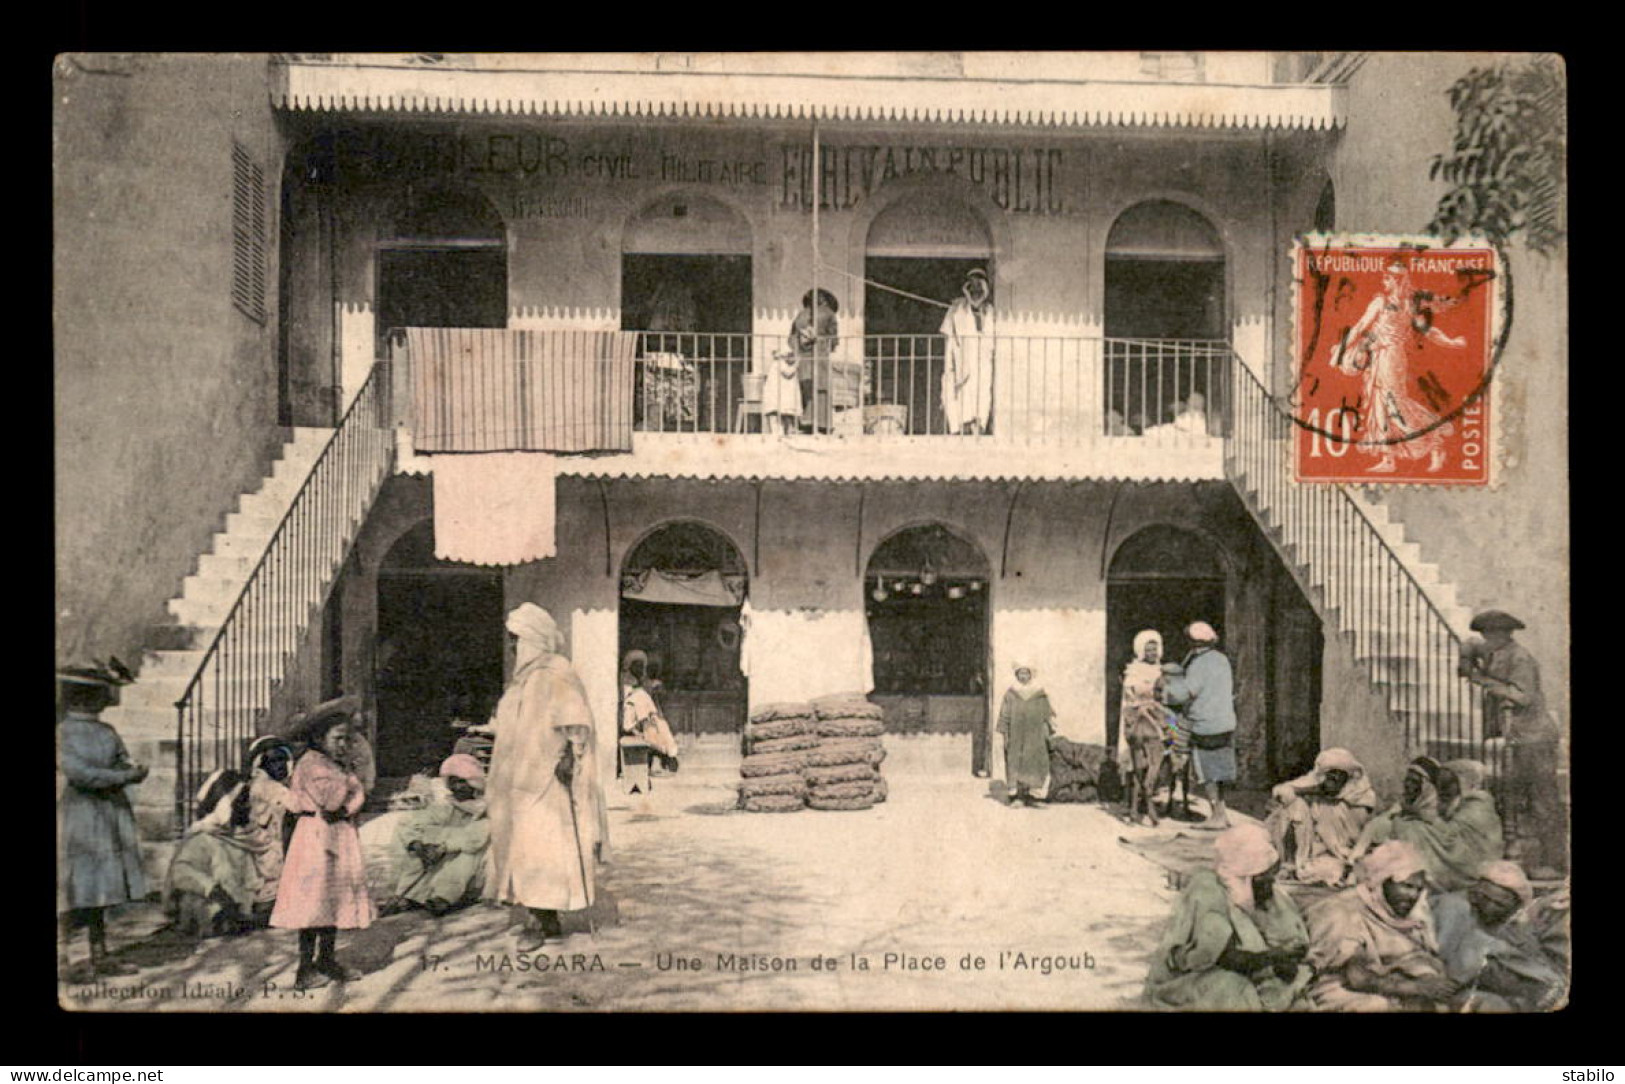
[{"x1": 564, "y1": 761, "x2": 598, "y2": 939}]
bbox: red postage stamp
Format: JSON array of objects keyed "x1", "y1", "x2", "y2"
[{"x1": 1292, "y1": 237, "x2": 1500, "y2": 485}]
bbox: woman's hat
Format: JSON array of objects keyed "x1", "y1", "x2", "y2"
[
  {"x1": 57, "y1": 657, "x2": 135, "y2": 688},
  {"x1": 285, "y1": 695, "x2": 360, "y2": 743},
  {"x1": 802, "y1": 288, "x2": 839, "y2": 313}
]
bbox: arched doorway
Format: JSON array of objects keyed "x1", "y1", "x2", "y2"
[
  {"x1": 865, "y1": 523, "x2": 991, "y2": 770},
  {"x1": 374, "y1": 520, "x2": 507, "y2": 780},
  {"x1": 1104, "y1": 200, "x2": 1226, "y2": 435},
  {"x1": 619, "y1": 521, "x2": 749, "y2": 735},
  {"x1": 864, "y1": 193, "x2": 993, "y2": 434},
  {"x1": 1105, "y1": 525, "x2": 1228, "y2": 752},
  {"x1": 621, "y1": 192, "x2": 753, "y2": 433},
  {"x1": 375, "y1": 181, "x2": 508, "y2": 349}
]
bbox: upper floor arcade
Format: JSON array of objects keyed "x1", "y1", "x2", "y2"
[{"x1": 270, "y1": 53, "x2": 1347, "y2": 483}]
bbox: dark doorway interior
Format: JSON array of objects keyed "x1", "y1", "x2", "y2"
[
  {"x1": 1105, "y1": 578, "x2": 1228, "y2": 752},
  {"x1": 865, "y1": 524, "x2": 990, "y2": 755},
  {"x1": 621, "y1": 254, "x2": 753, "y2": 432},
  {"x1": 376, "y1": 248, "x2": 508, "y2": 341},
  {"x1": 1265, "y1": 563, "x2": 1325, "y2": 783},
  {"x1": 618, "y1": 522, "x2": 748, "y2": 736},
  {"x1": 864, "y1": 256, "x2": 989, "y2": 434},
  {"x1": 374, "y1": 524, "x2": 506, "y2": 779},
  {"x1": 621, "y1": 255, "x2": 752, "y2": 335}
]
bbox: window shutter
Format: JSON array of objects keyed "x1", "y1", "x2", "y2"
[{"x1": 230, "y1": 142, "x2": 267, "y2": 325}]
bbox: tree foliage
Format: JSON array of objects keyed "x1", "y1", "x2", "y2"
[{"x1": 1428, "y1": 54, "x2": 1566, "y2": 255}]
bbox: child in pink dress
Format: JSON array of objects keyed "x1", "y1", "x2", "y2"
[{"x1": 269, "y1": 697, "x2": 376, "y2": 989}]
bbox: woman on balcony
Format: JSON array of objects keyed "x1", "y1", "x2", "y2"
[{"x1": 790, "y1": 288, "x2": 839, "y2": 434}]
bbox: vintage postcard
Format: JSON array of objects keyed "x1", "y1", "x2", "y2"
[{"x1": 55, "y1": 51, "x2": 1568, "y2": 1013}]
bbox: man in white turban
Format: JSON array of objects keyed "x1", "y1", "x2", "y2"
[
  {"x1": 485, "y1": 603, "x2": 606, "y2": 948},
  {"x1": 1265, "y1": 747, "x2": 1379, "y2": 886}
]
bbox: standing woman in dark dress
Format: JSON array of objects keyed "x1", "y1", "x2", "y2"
[{"x1": 57, "y1": 662, "x2": 146, "y2": 980}]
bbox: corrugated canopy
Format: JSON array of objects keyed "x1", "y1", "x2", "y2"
[{"x1": 272, "y1": 60, "x2": 1345, "y2": 131}]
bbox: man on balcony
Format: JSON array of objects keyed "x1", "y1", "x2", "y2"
[{"x1": 941, "y1": 269, "x2": 996, "y2": 436}]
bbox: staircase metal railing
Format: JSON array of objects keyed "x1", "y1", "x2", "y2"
[
  {"x1": 1222, "y1": 351, "x2": 1508, "y2": 816},
  {"x1": 173, "y1": 362, "x2": 394, "y2": 831}
]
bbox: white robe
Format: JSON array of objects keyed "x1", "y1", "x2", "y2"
[
  {"x1": 485, "y1": 652, "x2": 603, "y2": 911},
  {"x1": 940, "y1": 298, "x2": 996, "y2": 433}
]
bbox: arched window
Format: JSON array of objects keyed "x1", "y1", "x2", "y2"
[
  {"x1": 864, "y1": 192, "x2": 994, "y2": 434},
  {"x1": 1104, "y1": 201, "x2": 1227, "y2": 436},
  {"x1": 376, "y1": 182, "x2": 508, "y2": 341},
  {"x1": 621, "y1": 194, "x2": 754, "y2": 433},
  {"x1": 619, "y1": 521, "x2": 749, "y2": 735},
  {"x1": 1105, "y1": 200, "x2": 1225, "y2": 339}
]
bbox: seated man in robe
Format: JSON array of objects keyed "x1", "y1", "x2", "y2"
[
  {"x1": 380, "y1": 754, "x2": 492, "y2": 918},
  {"x1": 164, "y1": 769, "x2": 261, "y2": 938},
  {"x1": 1434, "y1": 861, "x2": 1569, "y2": 1012},
  {"x1": 621, "y1": 650, "x2": 680, "y2": 772},
  {"x1": 1265, "y1": 748, "x2": 1379, "y2": 886},
  {"x1": 1424, "y1": 760, "x2": 1507, "y2": 892},
  {"x1": 1356, "y1": 756, "x2": 1445, "y2": 856},
  {"x1": 1303, "y1": 840, "x2": 1456, "y2": 1012},
  {"x1": 1144, "y1": 822, "x2": 1312, "y2": 1011}
]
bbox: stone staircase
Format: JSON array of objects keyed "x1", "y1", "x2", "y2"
[
  {"x1": 1227, "y1": 446, "x2": 1496, "y2": 781},
  {"x1": 105, "y1": 426, "x2": 334, "y2": 878}
]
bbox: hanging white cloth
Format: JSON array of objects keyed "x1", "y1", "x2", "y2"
[
  {"x1": 619, "y1": 569, "x2": 745, "y2": 608},
  {"x1": 430, "y1": 452, "x2": 558, "y2": 566}
]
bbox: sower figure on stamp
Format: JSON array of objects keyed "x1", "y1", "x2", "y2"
[
  {"x1": 57, "y1": 661, "x2": 145, "y2": 982},
  {"x1": 1459, "y1": 610, "x2": 1564, "y2": 878},
  {"x1": 1330, "y1": 258, "x2": 1463, "y2": 474},
  {"x1": 486, "y1": 603, "x2": 606, "y2": 949}
]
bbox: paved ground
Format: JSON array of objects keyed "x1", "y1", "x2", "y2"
[{"x1": 59, "y1": 738, "x2": 1221, "y2": 1013}]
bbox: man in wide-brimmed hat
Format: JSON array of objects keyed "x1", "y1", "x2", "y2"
[
  {"x1": 1459, "y1": 610, "x2": 1563, "y2": 877},
  {"x1": 57, "y1": 661, "x2": 145, "y2": 981}
]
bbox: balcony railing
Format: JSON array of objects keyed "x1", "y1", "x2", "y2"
[
  {"x1": 1223, "y1": 354, "x2": 1511, "y2": 823},
  {"x1": 402, "y1": 330, "x2": 1232, "y2": 446},
  {"x1": 173, "y1": 362, "x2": 395, "y2": 831}
]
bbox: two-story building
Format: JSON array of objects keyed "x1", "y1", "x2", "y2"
[{"x1": 56, "y1": 53, "x2": 1566, "y2": 875}]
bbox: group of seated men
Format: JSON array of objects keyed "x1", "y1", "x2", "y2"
[
  {"x1": 1144, "y1": 750, "x2": 1569, "y2": 1012},
  {"x1": 1144, "y1": 750, "x2": 1573, "y2": 1014},
  {"x1": 164, "y1": 737, "x2": 491, "y2": 936}
]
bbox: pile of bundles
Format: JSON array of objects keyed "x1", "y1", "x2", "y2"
[
  {"x1": 1047, "y1": 737, "x2": 1111, "y2": 803},
  {"x1": 737, "y1": 702, "x2": 820, "y2": 813},
  {"x1": 736, "y1": 695, "x2": 889, "y2": 812},
  {"x1": 805, "y1": 694, "x2": 888, "y2": 811}
]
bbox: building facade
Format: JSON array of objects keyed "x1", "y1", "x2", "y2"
[{"x1": 54, "y1": 53, "x2": 1567, "y2": 873}]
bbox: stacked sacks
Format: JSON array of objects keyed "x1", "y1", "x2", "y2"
[
  {"x1": 805, "y1": 694, "x2": 888, "y2": 811},
  {"x1": 738, "y1": 703, "x2": 818, "y2": 812}
]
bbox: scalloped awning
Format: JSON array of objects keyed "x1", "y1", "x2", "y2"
[
  {"x1": 272, "y1": 61, "x2": 1345, "y2": 131},
  {"x1": 396, "y1": 432, "x2": 1227, "y2": 484}
]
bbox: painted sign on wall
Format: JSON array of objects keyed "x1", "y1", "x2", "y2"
[{"x1": 778, "y1": 144, "x2": 1066, "y2": 214}]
